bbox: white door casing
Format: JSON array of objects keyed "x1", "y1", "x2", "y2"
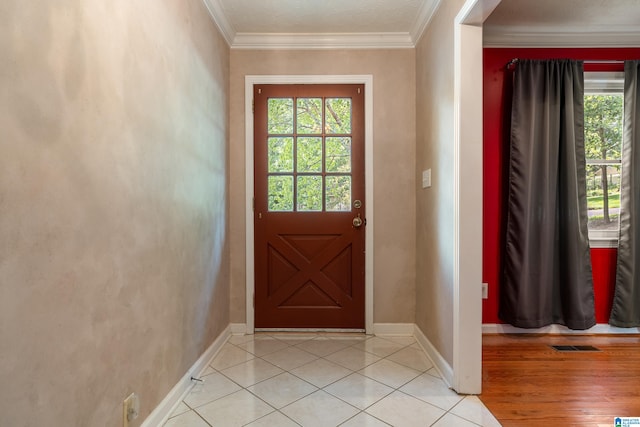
[{"x1": 452, "y1": 0, "x2": 501, "y2": 394}]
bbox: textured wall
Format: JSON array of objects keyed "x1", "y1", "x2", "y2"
[
  {"x1": 229, "y1": 49, "x2": 416, "y2": 324},
  {"x1": 414, "y1": 0, "x2": 465, "y2": 366},
  {"x1": 0, "y1": 1, "x2": 230, "y2": 426}
]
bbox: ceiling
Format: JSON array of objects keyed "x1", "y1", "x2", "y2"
[
  {"x1": 202, "y1": 0, "x2": 640, "y2": 49},
  {"x1": 484, "y1": 0, "x2": 640, "y2": 46},
  {"x1": 220, "y1": 0, "x2": 424, "y2": 34}
]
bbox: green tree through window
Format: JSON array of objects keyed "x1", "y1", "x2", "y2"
[
  {"x1": 584, "y1": 92, "x2": 623, "y2": 233},
  {"x1": 266, "y1": 96, "x2": 353, "y2": 212}
]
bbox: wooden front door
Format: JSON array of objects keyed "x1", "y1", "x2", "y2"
[{"x1": 254, "y1": 84, "x2": 365, "y2": 329}]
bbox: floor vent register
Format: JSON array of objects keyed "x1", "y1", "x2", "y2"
[{"x1": 550, "y1": 345, "x2": 601, "y2": 352}]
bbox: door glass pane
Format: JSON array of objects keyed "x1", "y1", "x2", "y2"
[
  {"x1": 326, "y1": 137, "x2": 351, "y2": 172},
  {"x1": 297, "y1": 176, "x2": 323, "y2": 212},
  {"x1": 326, "y1": 176, "x2": 351, "y2": 212},
  {"x1": 325, "y1": 98, "x2": 352, "y2": 134},
  {"x1": 268, "y1": 176, "x2": 293, "y2": 211},
  {"x1": 268, "y1": 98, "x2": 293, "y2": 134},
  {"x1": 586, "y1": 164, "x2": 621, "y2": 232},
  {"x1": 268, "y1": 137, "x2": 293, "y2": 172},
  {"x1": 297, "y1": 137, "x2": 322, "y2": 173},
  {"x1": 297, "y1": 98, "x2": 323, "y2": 134}
]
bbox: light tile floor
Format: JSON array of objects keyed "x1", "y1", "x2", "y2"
[{"x1": 164, "y1": 333, "x2": 501, "y2": 427}]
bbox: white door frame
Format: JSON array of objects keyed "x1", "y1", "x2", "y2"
[
  {"x1": 244, "y1": 75, "x2": 374, "y2": 334},
  {"x1": 452, "y1": 0, "x2": 501, "y2": 394}
]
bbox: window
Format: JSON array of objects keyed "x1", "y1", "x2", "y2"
[
  {"x1": 266, "y1": 97, "x2": 353, "y2": 212},
  {"x1": 584, "y1": 72, "x2": 624, "y2": 245}
]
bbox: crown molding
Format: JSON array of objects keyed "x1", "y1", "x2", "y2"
[
  {"x1": 231, "y1": 32, "x2": 415, "y2": 50},
  {"x1": 410, "y1": 0, "x2": 442, "y2": 44},
  {"x1": 201, "y1": 0, "x2": 236, "y2": 46},
  {"x1": 484, "y1": 30, "x2": 640, "y2": 47},
  {"x1": 202, "y1": 2, "x2": 640, "y2": 50},
  {"x1": 201, "y1": 0, "x2": 442, "y2": 49}
]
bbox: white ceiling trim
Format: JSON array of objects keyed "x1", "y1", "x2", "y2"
[
  {"x1": 484, "y1": 31, "x2": 640, "y2": 47},
  {"x1": 201, "y1": 0, "x2": 235, "y2": 45},
  {"x1": 201, "y1": 0, "x2": 440, "y2": 49},
  {"x1": 410, "y1": 0, "x2": 442, "y2": 44},
  {"x1": 231, "y1": 32, "x2": 415, "y2": 50}
]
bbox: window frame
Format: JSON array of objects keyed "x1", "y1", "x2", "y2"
[{"x1": 584, "y1": 71, "x2": 624, "y2": 248}]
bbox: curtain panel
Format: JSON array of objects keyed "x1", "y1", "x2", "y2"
[
  {"x1": 610, "y1": 60, "x2": 640, "y2": 327},
  {"x1": 501, "y1": 59, "x2": 596, "y2": 329}
]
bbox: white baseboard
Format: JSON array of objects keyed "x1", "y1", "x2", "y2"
[
  {"x1": 372, "y1": 323, "x2": 415, "y2": 336},
  {"x1": 230, "y1": 323, "x2": 247, "y2": 335},
  {"x1": 141, "y1": 325, "x2": 232, "y2": 427},
  {"x1": 483, "y1": 323, "x2": 640, "y2": 335},
  {"x1": 413, "y1": 324, "x2": 454, "y2": 388}
]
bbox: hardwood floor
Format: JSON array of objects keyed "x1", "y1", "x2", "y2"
[{"x1": 479, "y1": 334, "x2": 640, "y2": 427}]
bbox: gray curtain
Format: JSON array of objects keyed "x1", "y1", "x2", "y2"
[
  {"x1": 501, "y1": 59, "x2": 596, "y2": 329},
  {"x1": 610, "y1": 60, "x2": 640, "y2": 327}
]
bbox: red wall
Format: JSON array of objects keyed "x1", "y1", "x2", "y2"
[{"x1": 482, "y1": 48, "x2": 640, "y2": 324}]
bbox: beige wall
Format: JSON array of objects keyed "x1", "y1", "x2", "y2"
[
  {"x1": 0, "y1": 1, "x2": 230, "y2": 426},
  {"x1": 415, "y1": 0, "x2": 466, "y2": 366},
  {"x1": 229, "y1": 49, "x2": 416, "y2": 324}
]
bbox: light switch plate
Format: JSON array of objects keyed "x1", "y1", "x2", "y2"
[{"x1": 422, "y1": 169, "x2": 431, "y2": 188}]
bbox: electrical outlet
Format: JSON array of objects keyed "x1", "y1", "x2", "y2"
[
  {"x1": 123, "y1": 393, "x2": 139, "y2": 427},
  {"x1": 482, "y1": 283, "x2": 488, "y2": 299}
]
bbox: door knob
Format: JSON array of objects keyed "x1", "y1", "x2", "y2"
[{"x1": 353, "y1": 214, "x2": 364, "y2": 228}]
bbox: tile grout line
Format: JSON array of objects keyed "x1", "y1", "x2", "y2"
[
  {"x1": 337, "y1": 410, "x2": 393, "y2": 426},
  {"x1": 442, "y1": 395, "x2": 485, "y2": 427},
  {"x1": 285, "y1": 335, "x2": 432, "y2": 423},
  {"x1": 264, "y1": 334, "x2": 419, "y2": 422},
  {"x1": 228, "y1": 335, "x2": 363, "y2": 424},
  {"x1": 248, "y1": 334, "x2": 398, "y2": 424}
]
